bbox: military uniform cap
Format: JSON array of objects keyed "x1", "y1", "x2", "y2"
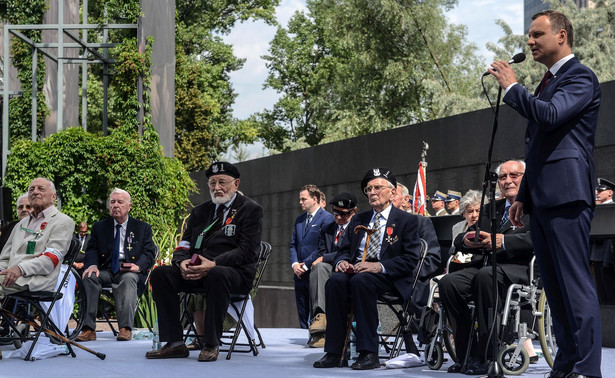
[
  {"x1": 329, "y1": 192, "x2": 358, "y2": 209},
  {"x1": 445, "y1": 190, "x2": 461, "y2": 202},
  {"x1": 597, "y1": 178, "x2": 615, "y2": 191},
  {"x1": 205, "y1": 161, "x2": 240, "y2": 179},
  {"x1": 360, "y1": 168, "x2": 397, "y2": 193}
]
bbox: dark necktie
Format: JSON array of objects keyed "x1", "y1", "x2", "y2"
[
  {"x1": 211, "y1": 205, "x2": 227, "y2": 234},
  {"x1": 112, "y1": 224, "x2": 121, "y2": 274},
  {"x1": 538, "y1": 70, "x2": 553, "y2": 94},
  {"x1": 365, "y1": 214, "x2": 382, "y2": 261},
  {"x1": 500, "y1": 204, "x2": 511, "y2": 231},
  {"x1": 304, "y1": 214, "x2": 313, "y2": 236}
]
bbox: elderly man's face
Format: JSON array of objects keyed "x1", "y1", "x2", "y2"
[
  {"x1": 209, "y1": 174, "x2": 239, "y2": 205},
  {"x1": 431, "y1": 199, "x2": 444, "y2": 211},
  {"x1": 365, "y1": 178, "x2": 395, "y2": 212},
  {"x1": 446, "y1": 200, "x2": 459, "y2": 212},
  {"x1": 16, "y1": 197, "x2": 32, "y2": 220},
  {"x1": 28, "y1": 178, "x2": 56, "y2": 213},
  {"x1": 109, "y1": 192, "x2": 132, "y2": 223},
  {"x1": 498, "y1": 161, "x2": 525, "y2": 202},
  {"x1": 333, "y1": 206, "x2": 356, "y2": 226}
]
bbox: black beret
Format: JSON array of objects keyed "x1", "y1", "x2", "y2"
[
  {"x1": 205, "y1": 161, "x2": 240, "y2": 179},
  {"x1": 329, "y1": 192, "x2": 358, "y2": 209},
  {"x1": 597, "y1": 177, "x2": 615, "y2": 191},
  {"x1": 360, "y1": 168, "x2": 397, "y2": 192}
]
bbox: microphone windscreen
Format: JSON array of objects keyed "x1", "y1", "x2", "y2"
[{"x1": 511, "y1": 52, "x2": 526, "y2": 64}]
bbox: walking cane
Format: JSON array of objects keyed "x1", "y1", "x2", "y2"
[{"x1": 339, "y1": 224, "x2": 376, "y2": 365}]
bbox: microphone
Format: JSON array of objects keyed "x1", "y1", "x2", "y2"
[{"x1": 482, "y1": 52, "x2": 526, "y2": 77}]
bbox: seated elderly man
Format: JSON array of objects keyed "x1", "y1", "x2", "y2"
[
  {"x1": 313, "y1": 168, "x2": 422, "y2": 370},
  {"x1": 145, "y1": 161, "x2": 263, "y2": 362},
  {"x1": 438, "y1": 160, "x2": 534, "y2": 375},
  {"x1": 78, "y1": 188, "x2": 156, "y2": 342},
  {"x1": 0, "y1": 178, "x2": 74, "y2": 300}
]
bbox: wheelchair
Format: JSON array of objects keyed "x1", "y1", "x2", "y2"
[{"x1": 421, "y1": 256, "x2": 557, "y2": 375}]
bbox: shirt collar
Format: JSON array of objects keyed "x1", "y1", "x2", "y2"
[
  {"x1": 372, "y1": 204, "x2": 393, "y2": 222},
  {"x1": 114, "y1": 217, "x2": 129, "y2": 229},
  {"x1": 29, "y1": 205, "x2": 56, "y2": 222},
  {"x1": 307, "y1": 207, "x2": 319, "y2": 218},
  {"x1": 549, "y1": 54, "x2": 574, "y2": 76}
]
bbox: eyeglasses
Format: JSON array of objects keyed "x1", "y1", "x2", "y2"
[
  {"x1": 363, "y1": 185, "x2": 391, "y2": 195},
  {"x1": 498, "y1": 172, "x2": 524, "y2": 181},
  {"x1": 333, "y1": 209, "x2": 353, "y2": 217},
  {"x1": 208, "y1": 179, "x2": 234, "y2": 188}
]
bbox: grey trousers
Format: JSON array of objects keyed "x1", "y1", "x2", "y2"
[
  {"x1": 82, "y1": 270, "x2": 139, "y2": 330},
  {"x1": 309, "y1": 262, "x2": 333, "y2": 315}
]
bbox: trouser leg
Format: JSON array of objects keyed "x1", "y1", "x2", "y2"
[{"x1": 113, "y1": 272, "x2": 139, "y2": 329}]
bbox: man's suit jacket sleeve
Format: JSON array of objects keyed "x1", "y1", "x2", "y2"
[
  {"x1": 289, "y1": 218, "x2": 300, "y2": 266},
  {"x1": 504, "y1": 66, "x2": 597, "y2": 132},
  {"x1": 304, "y1": 213, "x2": 334, "y2": 268},
  {"x1": 84, "y1": 222, "x2": 101, "y2": 268}
]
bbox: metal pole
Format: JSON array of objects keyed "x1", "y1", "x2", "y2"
[
  {"x1": 31, "y1": 47, "x2": 38, "y2": 141},
  {"x1": 81, "y1": 0, "x2": 88, "y2": 130},
  {"x1": 56, "y1": 0, "x2": 64, "y2": 131},
  {"x1": 102, "y1": 6, "x2": 108, "y2": 135},
  {"x1": 136, "y1": 16, "x2": 143, "y2": 139},
  {"x1": 2, "y1": 24, "x2": 10, "y2": 177}
]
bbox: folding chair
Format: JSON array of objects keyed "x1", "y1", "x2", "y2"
[
  {"x1": 181, "y1": 241, "x2": 272, "y2": 360},
  {"x1": 376, "y1": 238, "x2": 431, "y2": 359},
  {"x1": 0, "y1": 238, "x2": 81, "y2": 361},
  {"x1": 98, "y1": 246, "x2": 160, "y2": 334}
]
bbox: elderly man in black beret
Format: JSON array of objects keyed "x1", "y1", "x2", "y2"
[
  {"x1": 307, "y1": 192, "x2": 358, "y2": 348},
  {"x1": 146, "y1": 161, "x2": 263, "y2": 362},
  {"x1": 313, "y1": 168, "x2": 423, "y2": 370}
]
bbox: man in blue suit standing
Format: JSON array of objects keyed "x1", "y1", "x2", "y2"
[
  {"x1": 489, "y1": 10, "x2": 601, "y2": 378},
  {"x1": 290, "y1": 184, "x2": 334, "y2": 329}
]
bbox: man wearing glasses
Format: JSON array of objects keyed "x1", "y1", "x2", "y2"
[
  {"x1": 313, "y1": 168, "x2": 423, "y2": 370},
  {"x1": 307, "y1": 192, "x2": 358, "y2": 348},
  {"x1": 146, "y1": 161, "x2": 263, "y2": 362}
]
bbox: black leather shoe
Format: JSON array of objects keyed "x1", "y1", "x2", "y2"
[
  {"x1": 547, "y1": 370, "x2": 570, "y2": 378},
  {"x1": 313, "y1": 353, "x2": 348, "y2": 368},
  {"x1": 447, "y1": 361, "x2": 463, "y2": 373},
  {"x1": 529, "y1": 355, "x2": 539, "y2": 364},
  {"x1": 464, "y1": 361, "x2": 490, "y2": 375},
  {"x1": 566, "y1": 374, "x2": 598, "y2": 378},
  {"x1": 351, "y1": 352, "x2": 380, "y2": 370}
]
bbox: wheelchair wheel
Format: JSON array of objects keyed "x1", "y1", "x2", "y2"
[
  {"x1": 498, "y1": 344, "x2": 530, "y2": 375},
  {"x1": 537, "y1": 290, "x2": 557, "y2": 368},
  {"x1": 425, "y1": 341, "x2": 444, "y2": 370},
  {"x1": 443, "y1": 327, "x2": 457, "y2": 363},
  {"x1": 67, "y1": 268, "x2": 86, "y2": 340}
]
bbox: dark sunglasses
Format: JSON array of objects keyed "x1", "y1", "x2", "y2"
[{"x1": 333, "y1": 209, "x2": 353, "y2": 217}]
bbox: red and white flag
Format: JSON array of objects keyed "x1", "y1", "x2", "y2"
[{"x1": 413, "y1": 162, "x2": 427, "y2": 215}]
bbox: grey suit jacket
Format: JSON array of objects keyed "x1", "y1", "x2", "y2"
[{"x1": 0, "y1": 207, "x2": 75, "y2": 291}]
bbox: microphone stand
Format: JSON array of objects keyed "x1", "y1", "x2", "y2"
[{"x1": 474, "y1": 85, "x2": 504, "y2": 378}]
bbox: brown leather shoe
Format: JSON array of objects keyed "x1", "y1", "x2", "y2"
[
  {"x1": 198, "y1": 346, "x2": 219, "y2": 362},
  {"x1": 76, "y1": 329, "x2": 96, "y2": 342},
  {"x1": 117, "y1": 327, "x2": 132, "y2": 341},
  {"x1": 145, "y1": 343, "x2": 190, "y2": 359}
]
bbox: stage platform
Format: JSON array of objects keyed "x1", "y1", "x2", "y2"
[{"x1": 1, "y1": 328, "x2": 611, "y2": 377}]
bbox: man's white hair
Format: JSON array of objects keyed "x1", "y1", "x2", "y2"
[
  {"x1": 16, "y1": 192, "x2": 28, "y2": 211},
  {"x1": 495, "y1": 160, "x2": 526, "y2": 175},
  {"x1": 397, "y1": 183, "x2": 410, "y2": 197},
  {"x1": 109, "y1": 188, "x2": 132, "y2": 204}
]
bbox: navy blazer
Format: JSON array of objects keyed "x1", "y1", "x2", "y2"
[
  {"x1": 334, "y1": 206, "x2": 422, "y2": 303},
  {"x1": 289, "y1": 207, "x2": 334, "y2": 271},
  {"x1": 504, "y1": 57, "x2": 600, "y2": 212},
  {"x1": 84, "y1": 216, "x2": 156, "y2": 291},
  {"x1": 315, "y1": 221, "x2": 348, "y2": 264},
  {"x1": 173, "y1": 193, "x2": 263, "y2": 293}
]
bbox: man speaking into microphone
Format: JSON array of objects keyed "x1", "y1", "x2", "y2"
[{"x1": 488, "y1": 10, "x2": 601, "y2": 378}]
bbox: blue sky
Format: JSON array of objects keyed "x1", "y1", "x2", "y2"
[{"x1": 221, "y1": 0, "x2": 524, "y2": 159}]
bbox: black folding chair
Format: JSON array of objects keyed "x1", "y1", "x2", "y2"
[
  {"x1": 0, "y1": 238, "x2": 81, "y2": 361},
  {"x1": 181, "y1": 241, "x2": 272, "y2": 359}
]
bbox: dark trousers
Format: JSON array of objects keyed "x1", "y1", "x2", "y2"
[
  {"x1": 151, "y1": 265, "x2": 245, "y2": 347},
  {"x1": 439, "y1": 265, "x2": 517, "y2": 362},
  {"x1": 82, "y1": 270, "x2": 139, "y2": 331},
  {"x1": 294, "y1": 278, "x2": 310, "y2": 329},
  {"x1": 324, "y1": 272, "x2": 397, "y2": 354},
  {"x1": 531, "y1": 204, "x2": 602, "y2": 377}
]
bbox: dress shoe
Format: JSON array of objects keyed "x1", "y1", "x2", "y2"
[
  {"x1": 309, "y1": 313, "x2": 327, "y2": 334},
  {"x1": 308, "y1": 333, "x2": 325, "y2": 348},
  {"x1": 313, "y1": 353, "x2": 348, "y2": 368},
  {"x1": 351, "y1": 352, "x2": 380, "y2": 370},
  {"x1": 117, "y1": 327, "x2": 132, "y2": 341},
  {"x1": 76, "y1": 328, "x2": 96, "y2": 342},
  {"x1": 529, "y1": 355, "x2": 539, "y2": 364},
  {"x1": 547, "y1": 370, "x2": 570, "y2": 378},
  {"x1": 447, "y1": 361, "x2": 463, "y2": 373},
  {"x1": 464, "y1": 359, "x2": 489, "y2": 375},
  {"x1": 145, "y1": 343, "x2": 189, "y2": 359},
  {"x1": 566, "y1": 374, "x2": 598, "y2": 378},
  {"x1": 198, "y1": 346, "x2": 219, "y2": 362}
]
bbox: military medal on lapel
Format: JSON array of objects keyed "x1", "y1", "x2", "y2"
[
  {"x1": 127, "y1": 231, "x2": 134, "y2": 251},
  {"x1": 224, "y1": 209, "x2": 238, "y2": 237},
  {"x1": 385, "y1": 224, "x2": 398, "y2": 245}
]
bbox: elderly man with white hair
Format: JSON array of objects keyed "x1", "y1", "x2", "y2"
[{"x1": 78, "y1": 188, "x2": 156, "y2": 342}]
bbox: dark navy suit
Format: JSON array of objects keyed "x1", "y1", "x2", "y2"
[
  {"x1": 289, "y1": 207, "x2": 334, "y2": 328},
  {"x1": 504, "y1": 56, "x2": 602, "y2": 376},
  {"x1": 324, "y1": 206, "x2": 421, "y2": 354}
]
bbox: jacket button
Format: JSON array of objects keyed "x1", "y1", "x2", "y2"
[{"x1": 525, "y1": 137, "x2": 530, "y2": 143}]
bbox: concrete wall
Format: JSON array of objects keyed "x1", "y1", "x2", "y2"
[{"x1": 191, "y1": 80, "x2": 615, "y2": 328}]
